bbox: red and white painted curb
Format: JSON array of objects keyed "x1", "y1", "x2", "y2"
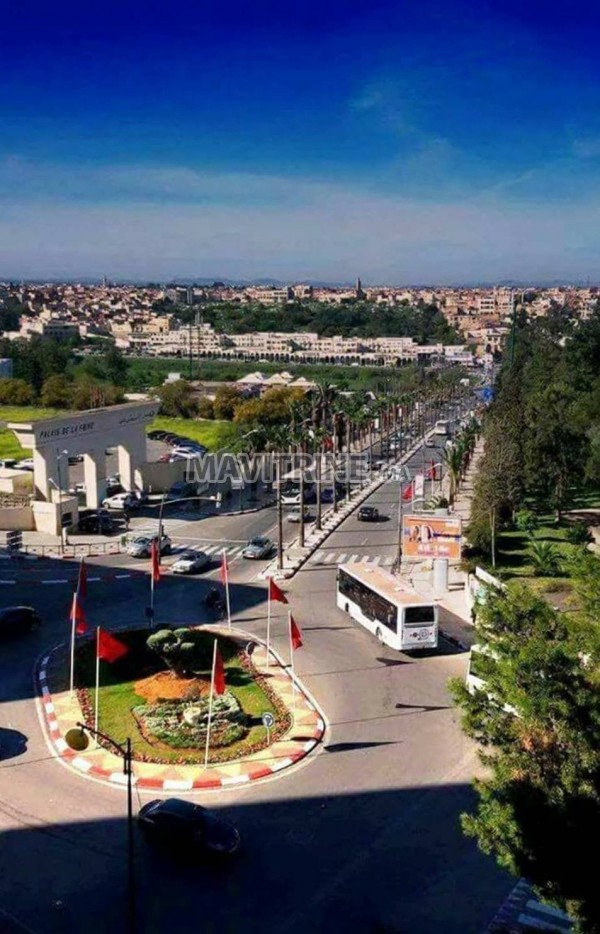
[{"x1": 36, "y1": 641, "x2": 326, "y2": 790}]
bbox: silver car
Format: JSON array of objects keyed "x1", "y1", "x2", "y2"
[
  {"x1": 171, "y1": 551, "x2": 210, "y2": 574},
  {"x1": 242, "y1": 537, "x2": 274, "y2": 559},
  {"x1": 126, "y1": 534, "x2": 172, "y2": 558}
]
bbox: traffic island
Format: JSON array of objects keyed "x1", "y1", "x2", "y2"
[{"x1": 37, "y1": 626, "x2": 325, "y2": 789}]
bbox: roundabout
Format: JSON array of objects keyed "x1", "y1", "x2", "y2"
[{"x1": 37, "y1": 625, "x2": 325, "y2": 790}]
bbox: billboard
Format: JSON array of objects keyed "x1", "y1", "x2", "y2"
[{"x1": 402, "y1": 514, "x2": 462, "y2": 559}]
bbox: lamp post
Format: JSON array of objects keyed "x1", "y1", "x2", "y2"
[
  {"x1": 65, "y1": 723, "x2": 136, "y2": 934},
  {"x1": 55, "y1": 449, "x2": 70, "y2": 554}
]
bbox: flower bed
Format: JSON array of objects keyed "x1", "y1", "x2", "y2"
[{"x1": 74, "y1": 627, "x2": 292, "y2": 765}]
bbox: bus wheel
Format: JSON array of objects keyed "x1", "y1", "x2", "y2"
[{"x1": 376, "y1": 628, "x2": 384, "y2": 644}]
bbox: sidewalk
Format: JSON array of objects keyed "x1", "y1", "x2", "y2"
[
  {"x1": 37, "y1": 627, "x2": 325, "y2": 791},
  {"x1": 400, "y1": 438, "x2": 485, "y2": 628}
]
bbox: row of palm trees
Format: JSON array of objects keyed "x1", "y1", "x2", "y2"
[
  {"x1": 442, "y1": 418, "x2": 480, "y2": 504},
  {"x1": 240, "y1": 376, "x2": 465, "y2": 568}
]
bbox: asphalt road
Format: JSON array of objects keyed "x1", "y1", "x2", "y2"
[{"x1": 0, "y1": 404, "x2": 510, "y2": 934}]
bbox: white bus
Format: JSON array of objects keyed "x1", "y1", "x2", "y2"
[
  {"x1": 434, "y1": 419, "x2": 450, "y2": 436},
  {"x1": 337, "y1": 564, "x2": 439, "y2": 651}
]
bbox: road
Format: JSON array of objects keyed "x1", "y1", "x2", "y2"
[{"x1": 0, "y1": 409, "x2": 510, "y2": 934}]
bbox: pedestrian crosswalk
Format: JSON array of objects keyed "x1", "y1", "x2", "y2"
[
  {"x1": 487, "y1": 881, "x2": 573, "y2": 932},
  {"x1": 174, "y1": 542, "x2": 248, "y2": 560},
  {"x1": 309, "y1": 550, "x2": 395, "y2": 567}
]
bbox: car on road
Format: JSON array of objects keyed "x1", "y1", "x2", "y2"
[
  {"x1": 242, "y1": 536, "x2": 275, "y2": 559},
  {"x1": 0, "y1": 606, "x2": 41, "y2": 638},
  {"x1": 102, "y1": 492, "x2": 140, "y2": 511},
  {"x1": 358, "y1": 506, "x2": 380, "y2": 522},
  {"x1": 171, "y1": 551, "x2": 210, "y2": 574},
  {"x1": 138, "y1": 798, "x2": 240, "y2": 860},
  {"x1": 126, "y1": 534, "x2": 172, "y2": 558},
  {"x1": 288, "y1": 507, "x2": 312, "y2": 523},
  {"x1": 77, "y1": 511, "x2": 115, "y2": 534},
  {"x1": 281, "y1": 489, "x2": 302, "y2": 505},
  {"x1": 425, "y1": 437, "x2": 436, "y2": 447},
  {"x1": 320, "y1": 488, "x2": 334, "y2": 503}
]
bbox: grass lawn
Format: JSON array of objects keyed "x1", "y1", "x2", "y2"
[
  {"x1": 74, "y1": 630, "x2": 279, "y2": 764},
  {"x1": 148, "y1": 416, "x2": 239, "y2": 451},
  {"x1": 493, "y1": 515, "x2": 588, "y2": 598},
  {"x1": 0, "y1": 406, "x2": 65, "y2": 460}
]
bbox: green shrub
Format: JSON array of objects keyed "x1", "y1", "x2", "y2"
[
  {"x1": 515, "y1": 509, "x2": 538, "y2": 535},
  {"x1": 566, "y1": 521, "x2": 592, "y2": 546},
  {"x1": 528, "y1": 540, "x2": 562, "y2": 577}
]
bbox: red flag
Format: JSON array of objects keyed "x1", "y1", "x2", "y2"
[
  {"x1": 77, "y1": 558, "x2": 87, "y2": 599},
  {"x1": 290, "y1": 615, "x2": 303, "y2": 651},
  {"x1": 268, "y1": 578, "x2": 288, "y2": 604},
  {"x1": 71, "y1": 592, "x2": 88, "y2": 635},
  {"x1": 213, "y1": 644, "x2": 226, "y2": 695},
  {"x1": 220, "y1": 552, "x2": 229, "y2": 587},
  {"x1": 402, "y1": 481, "x2": 414, "y2": 502},
  {"x1": 97, "y1": 628, "x2": 129, "y2": 663},
  {"x1": 150, "y1": 539, "x2": 161, "y2": 583}
]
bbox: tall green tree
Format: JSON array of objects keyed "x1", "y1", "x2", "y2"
[{"x1": 451, "y1": 584, "x2": 600, "y2": 931}]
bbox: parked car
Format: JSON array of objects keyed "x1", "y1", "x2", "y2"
[
  {"x1": 78, "y1": 512, "x2": 115, "y2": 534},
  {"x1": 126, "y1": 534, "x2": 172, "y2": 558},
  {"x1": 0, "y1": 606, "x2": 41, "y2": 638},
  {"x1": 68, "y1": 454, "x2": 84, "y2": 465},
  {"x1": 171, "y1": 551, "x2": 210, "y2": 574},
  {"x1": 102, "y1": 492, "x2": 140, "y2": 511},
  {"x1": 69, "y1": 482, "x2": 87, "y2": 496},
  {"x1": 358, "y1": 506, "x2": 380, "y2": 522},
  {"x1": 138, "y1": 798, "x2": 240, "y2": 860},
  {"x1": 147, "y1": 430, "x2": 168, "y2": 441},
  {"x1": 320, "y1": 488, "x2": 334, "y2": 503},
  {"x1": 14, "y1": 458, "x2": 34, "y2": 472},
  {"x1": 425, "y1": 437, "x2": 436, "y2": 448},
  {"x1": 242, "y1": 537, "x2": 274, "y2": 559},
  {"x1": 0, "y1": 459, "x2": 17, "y2": 469}
]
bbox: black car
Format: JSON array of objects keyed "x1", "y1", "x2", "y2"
[
  {"x1": 78, "y1": 512, "x2": 115, "y2": 534},
  {"x1": 0, "y1": 606, "x2": 41, "y2": 638},
  {"x1": 147, "y1": 430, "x2": 168, "y2": 441},
  {"x1": 358, "y1": 506, "x2": 380, "y2": 522},
  {"x1": 68, "y1": 454, "x2": 84, "y2": 465},
  {"x1": 138, "y1": 798, "x2": 240, "y2": 860}
]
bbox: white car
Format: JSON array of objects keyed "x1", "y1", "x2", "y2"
[
  {"x1": 102, "y1": 492, "x2": 139, "y2": 511},
  {"x1": 171, "y1": 551, "x2": 210, "y2": 574},
  {"x1": 288, "y1": 507, "x2": 312, "y2": 523},
  {"x1": 281, "y1": 490, "x2": 302, "y2": 505}
]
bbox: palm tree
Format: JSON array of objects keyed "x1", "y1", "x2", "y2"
[
  {"x1": 265, "y1": 425, "x2": 291, "y2": 570},
  {"x1": 288, "y1": 397, "x2": 312, "y2": 549},
  {"x1": 443, "y1": 443, "x2": 465, "y2": 504},
  {"x1": 310, "y1": 426, "x2": 329, "y2": 530}
]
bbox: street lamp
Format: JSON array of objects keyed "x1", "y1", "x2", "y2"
[
  {"x1": 50, "y1": 449, "x2": 70, "y2": 555},
  {"x1": 65, "y1": 723, "x2": 136, "y2": 934}
]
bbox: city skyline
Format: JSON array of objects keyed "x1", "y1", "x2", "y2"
[{"x1": 4, "y1": 0, "x2": 600, "y2": 280}]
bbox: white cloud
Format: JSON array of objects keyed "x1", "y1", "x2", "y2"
[{"x1": 1, "y1": 159, "x2": 600, "y2": 282}]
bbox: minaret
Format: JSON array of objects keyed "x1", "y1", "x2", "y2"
[{"x1": 356, "y1": 276, "x2": 365, "y2": 299}]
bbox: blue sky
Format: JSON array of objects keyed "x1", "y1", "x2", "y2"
[{"x1": 3, "y1": 0, "x2": 600, "y2": 283}]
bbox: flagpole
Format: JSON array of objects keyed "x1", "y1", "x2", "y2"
[
  {"x1": 204, "y1": 639, "x2": 218, "y2": 769},
  {"x1": 94, "y1": 626, "x2": 100, "y2": 739},
  {"x1": 266, "y1": 584, "x2": 271, "y2": 670},
  {"x1": 69, "y1": 593, "x2": 77, "y2": 698},
  {"x1": 223, "y1": 550, "x2": 232, "y2": 631},
  {"x1": 288, "y1": 610, "x2": 296, "y2": 714}
]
